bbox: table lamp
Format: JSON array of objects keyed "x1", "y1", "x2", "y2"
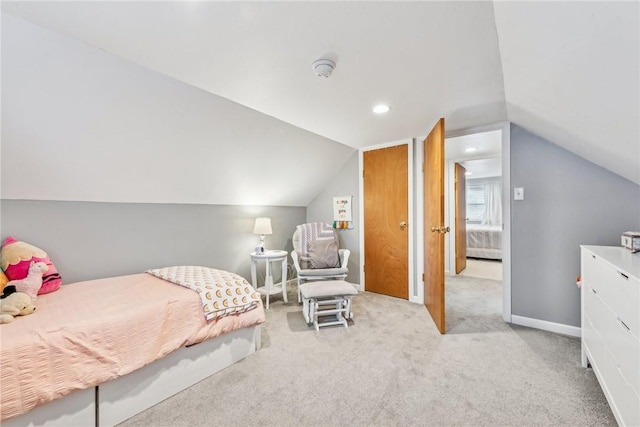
[{"x1": 253, "y1": 217, "x2": 272, "y2": 252}]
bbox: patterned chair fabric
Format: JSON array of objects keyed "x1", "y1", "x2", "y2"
[{"x1": 291, "y1": 223, "x2": 350, "y2": 302}]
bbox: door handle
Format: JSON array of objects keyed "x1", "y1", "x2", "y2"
[
  {"x1": 430, "y1": 226, "x2": 450, "y2": 234},
  {"x1": 399, "y1": 221, "x2": 407, "y2": 230}
]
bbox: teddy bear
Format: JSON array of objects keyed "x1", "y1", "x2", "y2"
[
  {"x1": 6, "y1": 261, "x2": 48, "y2": 301},
  {"x1": 0, "y1": 285, "x2": 36, "y2": 324}
]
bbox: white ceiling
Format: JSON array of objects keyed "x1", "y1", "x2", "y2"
[
  {"x1": 461, "y1": 157, "x2": 502, "y2": 180},
  {"x1": 446, "y1": 129, "x2": 502, "y2": 178},
  {"x1": 2, "y1": 1, "x2": 639, "y2": 184},
  {"x1": 446, "y1": 129, "x2": 502, "y2": 161}
]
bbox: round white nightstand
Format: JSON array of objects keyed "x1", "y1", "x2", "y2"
[{"x1": 250, "y1": 250, "x2": 288, "y2": 309}]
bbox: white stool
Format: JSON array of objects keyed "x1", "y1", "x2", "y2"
[{"x1": 299, "y1": 281, "x2": 357, "y2": 331}]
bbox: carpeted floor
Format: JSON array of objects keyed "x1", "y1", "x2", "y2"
[
  {"x1": 119, "y1": 276, "x2": 615, "y2": 426},
  {"x1": 459, "y1": 258, "x2": 502, "y2": 281}
]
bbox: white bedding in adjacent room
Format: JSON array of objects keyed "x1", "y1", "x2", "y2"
[{"x1": 466, "y1": 224, "x2": 502, "y2": 259}]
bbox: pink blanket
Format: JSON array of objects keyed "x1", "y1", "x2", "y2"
[{"x1": 0, "y1": 273, "x2": 265, "y2": 421}]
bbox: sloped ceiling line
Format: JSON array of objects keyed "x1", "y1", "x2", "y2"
[{"x1": 2, "y1": 1, "x2": 639, "y2": 185}]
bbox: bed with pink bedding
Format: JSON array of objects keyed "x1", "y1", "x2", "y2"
[{"x1": 0, "y1": 269, "x2": 265, "y2": 426}]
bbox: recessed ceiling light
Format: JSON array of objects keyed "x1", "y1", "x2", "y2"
[
  {"x1": 465, "y1": 147, "x2": 477, "y2": 153},
  {"x1": 372, "y1": 104, "x2": 390, "y2": 114},
  {"x1": 465, "y1": 171, "x2": 473, "y2": 176}
]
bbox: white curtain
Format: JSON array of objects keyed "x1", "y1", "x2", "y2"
[{"x1": 482, "y1": 181, "x2": 502, "y2": 226}]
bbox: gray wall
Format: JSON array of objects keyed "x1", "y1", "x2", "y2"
[
  {"x1": 0, "y1": 200, "x2": 305, "y2": 285},
  {"x1": 306, "y1": 152, "x2": 360, "y2": 284},
  {"x1": 510, "y1": 124, "x2": 640, "y2": 327}
]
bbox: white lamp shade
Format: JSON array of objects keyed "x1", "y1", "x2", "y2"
[{"x1": 253, "y1": 218, "x2": 273, "y2": 235}]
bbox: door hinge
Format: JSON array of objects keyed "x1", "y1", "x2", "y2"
[
  {"x1": 422, "y1": 273, "x2": 425, "y2": 282},
  {"x1": 362, "y1": 169, "x2": 365, "y2": 178},
  {"x1": 422, "y1": 163, "x2": 425, "y2": 172}
]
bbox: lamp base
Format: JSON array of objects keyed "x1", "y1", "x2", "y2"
[{"x1": 256, "y1": 234, "x2": 267, "y2": 253}]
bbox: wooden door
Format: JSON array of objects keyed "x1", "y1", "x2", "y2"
[
  {"x1": 423, "y1": 118, "x2": 447, "y2": 333},
  {"x1": 455, "y1": 163, "x2": 467, "y2": 274},
  {"x1": 363, "y1": 144, "x2": 409, "y2": 299}
]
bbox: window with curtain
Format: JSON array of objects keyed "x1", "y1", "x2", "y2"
[
  {"x1": 466, "y1": 178, "x2": 502, "y2": 226},
  {"x1": 466, "y1": 184, "x2": 485, "y2": 223}
]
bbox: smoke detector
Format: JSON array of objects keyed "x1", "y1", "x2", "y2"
[{"x1": 312, "y1": 58, "x2": 336, "y2": 78}]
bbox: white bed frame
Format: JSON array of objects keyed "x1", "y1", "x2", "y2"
[
  {"x1": 466, "y1": 247, "x2": 502, "y2": 260},
  {"x1": 3, "y1": 325, "x2": 261, "y2": 427}
]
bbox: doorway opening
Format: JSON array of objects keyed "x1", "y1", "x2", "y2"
[
  {"x1": 444, "y1": 128, "x2": 506, "y2": 332},
  {"x1": 361, "y1": 121, "x2": 511, "y2": 333}
]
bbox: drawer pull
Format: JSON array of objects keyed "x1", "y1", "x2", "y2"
[
  {"x1": 591, "y1": 288, "x2": 597, "y2": 294},
  {"x1": 617, "y1": 317, "x2": 631, "y2": 332},
  {"x1": 591, "y1": 254, "x2": 596, "y2": 259},
  {"x1": 617, "y1": 271, "x2": 629, "y2": 280}
]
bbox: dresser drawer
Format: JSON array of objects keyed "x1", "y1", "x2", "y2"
[
  {"x1": 582, "y1": 251, "x2": 614, "y2": 311},
  {"x1": 598, "y1": 261, "x2": 640, "y2": 338},
  {"x1": 599, "y1": 306, "x2": 640, "y2": 396},
  {"x1": 581, "y1": 246, "x2": 640, "y2": 427},
  {"x1": 582, "y1": 313, "x2": 607, "y2": 375},
  {"x1": 582, "y1": 250, "x2": 605, "y2": 289},
  {"x1": 584, "y1": 281, "x2": 609, "y2": 332},
  {"x1": 603, "y1": 346, "x2": 640, "y2": 427}
]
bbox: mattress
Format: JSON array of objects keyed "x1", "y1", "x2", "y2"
[
  {"x1": 466, "y1": 224, "x2": 502, "y2": 260},
  {"x1": 0, "y1": 273, "x2": 265, "y2": 421}
]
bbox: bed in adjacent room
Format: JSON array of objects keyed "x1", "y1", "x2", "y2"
[
  {"x1": 0, "y1": 267, "x2": 265, "y2": 427},
  {"x1": 466, "y1": 224, "x2": 502, "y2": 260}
]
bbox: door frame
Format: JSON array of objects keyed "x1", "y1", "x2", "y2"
[
  {"x1": 453, "y1": 162, "x2": 467, "y2": 274},
  {"x1": 358, "y1": 121, "x2": 511, "y2": 323},
  {"x1": 445, "y1": 155, "x2": 500, "y2": 275},
  {"x1": 419, "y1": 121, "x2": 511, "y2": 322},
  {"x1": 359, "y1": 139, "x2": 414, "y2": 300}
]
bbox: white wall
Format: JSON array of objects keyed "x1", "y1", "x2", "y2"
[{"x1": 1, "y1": 14, "x2": 355, "y2": 206}]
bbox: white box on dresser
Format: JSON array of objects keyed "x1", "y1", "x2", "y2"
[{"x1": 581, "y1": 245, "x2": 640, "y2": 427}]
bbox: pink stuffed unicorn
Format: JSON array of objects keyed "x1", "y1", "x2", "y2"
[{"x1": 7, "y1": 261, "x2": 49, "y2": 300}]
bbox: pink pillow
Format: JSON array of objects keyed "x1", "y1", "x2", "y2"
[{"x1": 1, "y1": 236, "x2": 62, "y2": 294}]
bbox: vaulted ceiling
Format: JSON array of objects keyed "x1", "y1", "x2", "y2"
[{"x1": 3, "y1": 1, "x2": 639, "y2": 184}]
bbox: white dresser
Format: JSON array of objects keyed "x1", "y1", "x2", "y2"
[{"x1": 581, "y1": 245, "x2": 640, "y2": 426}]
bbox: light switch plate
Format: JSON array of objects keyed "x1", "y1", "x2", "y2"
[{"x1": 514, "y1": 187, "x2": 524, "y2": 201}]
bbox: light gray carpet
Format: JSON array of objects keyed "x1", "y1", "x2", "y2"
[{"x1": 119, "y1": 276, "x2": 615, "y2": 426}]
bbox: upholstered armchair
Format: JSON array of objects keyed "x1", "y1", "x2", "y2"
[{"x1": 290, "y1": 223, "x2": 350, "y2": 302}]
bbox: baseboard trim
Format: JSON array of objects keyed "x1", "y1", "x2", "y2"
[{"x1": 511, "y1": 315, "x2": 581, "y2": 338}]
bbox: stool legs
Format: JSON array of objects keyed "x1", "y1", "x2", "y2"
[{"x1": 304, "y1": 296, "x2": 352, "y2": 330}]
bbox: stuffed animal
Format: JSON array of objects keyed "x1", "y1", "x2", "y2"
[
  {"x1": 0, "y1": 285, "x2": 36, "y2": 324},
  {"x1": 0, "y1": 270, "x2": 8, "y2": 294},
  {"x1": 6, "y1": 261, "x2": 48, "y2": 301},
  {"x1": 1, "y1": 236, "x2": 62, "y2": 295}
]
